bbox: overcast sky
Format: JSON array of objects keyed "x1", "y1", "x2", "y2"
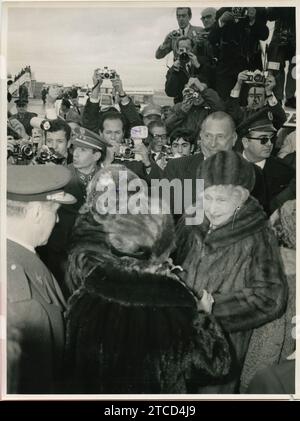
[{"x1": 7, "y1": 6, "x2": 205, "y2": 90}]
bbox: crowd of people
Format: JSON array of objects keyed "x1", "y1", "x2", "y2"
[{"x1": 6, "y1": 6, "x2": 296, "y2": 395}]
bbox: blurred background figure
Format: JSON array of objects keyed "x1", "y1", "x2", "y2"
[
  {"x1": 241, "y1": 199, "x2": 296, "y2": 393},
  {"x1": 267, "y1": 8, "x2": 296, "y2": 108}
]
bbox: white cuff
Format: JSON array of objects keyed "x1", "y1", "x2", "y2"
[{"x1": 230, "y1": 89, "x2": 240, "y2": 98}]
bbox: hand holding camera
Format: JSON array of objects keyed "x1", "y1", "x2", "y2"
[
  {"x1": 170, "y1": 29, "x2": 181, "y2": 39},
  {"x1": 237, "y1": 69, "x2": 266, "y2": 86},
  {"x1": 188, "y1": 52, "x2": 200, "y2": 69},
  {"x1": 237, "y1": 70, "x2": 251, "y2": 85},
  {"x1": 92, "y1": 69, "x2": 103, "y2": 88},
  {"x1": 111, "y1": 74, "x2": 126, "y2": 97},
  {"x1": 8, "y1": 118, "x2": 29, "y2": 141},
  {"x1": 181, "y1": 89, "x2": 194, "y2": 113},
  {"x1": 31, "y1": 145, "x2": 65, "y2": 165},
  {"x1": 265, "y1": 74, "x2": 276, "y2": 95},
  {"x1": 187, "y1": 77, "x2": 206, "y2": 93},
  {"x1": 96, "y1": 67, "x2": 116, "y2": 81},
  {"x1": 178, "y1": 47, "x2": 190, "y2": 65}
]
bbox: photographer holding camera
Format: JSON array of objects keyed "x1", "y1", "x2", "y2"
[
  {"x1": 208, "y1": 7, "x2": 269, "y2": 100},
  {"x1": 155, "y1": 7, "x2": 204, "y2": 60},
  {"x1": 10, "y1": 98, "x2": 37, "y2": 136},
  {"x1": 82, "y1": 69, "x2": 142, "y2": 137},
  {"x1": 165, "y1": 76, "x2": 225, "y2": 140},
  {"x1": 165, "y1": 36, "x2": 211, "y2": 104},
  {"x1": 226, "y1": 70, "x2": 286, "y2": 137},
  {"x1": 266, "y1": 8, "x2": 296, "y2": 108}
]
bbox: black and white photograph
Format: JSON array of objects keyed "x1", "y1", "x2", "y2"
[{"x1": 1, "y1": 1, "x2": 298, "y2": 399}]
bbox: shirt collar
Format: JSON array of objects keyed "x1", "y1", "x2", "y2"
[
  {"x1": 242, "y1": 151, "x2": 266, "y2": 169},
  {"x1": 180, "y1": 24, "x2": 190, "y2": 36}
]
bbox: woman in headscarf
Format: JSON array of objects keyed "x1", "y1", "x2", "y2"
[
  {"x1": 175, "y1": 150, "x2": 288, "y2": 393},
  {"x1": 64, "y1": 165, "x2": 231, "y2": 394}
]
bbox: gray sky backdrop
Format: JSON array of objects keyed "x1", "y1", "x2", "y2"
[{"x1": 7, "y1": 6, "x2": 205, "y2": 90}]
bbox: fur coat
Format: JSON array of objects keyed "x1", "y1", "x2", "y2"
[
  {"x1": 175, "y1": 197, "x2": 288, "y2": 377},
  {"x1": 64, "y1": 261, "x2": 232, "y2": 394}
]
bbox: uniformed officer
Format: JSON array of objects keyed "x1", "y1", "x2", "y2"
[{"x1": 7, "y1": 165, "x2": 76, "y2": 393}]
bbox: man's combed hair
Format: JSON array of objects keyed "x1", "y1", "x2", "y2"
[
  {"x1": 176, "y1": 7, "x2": 192, "y2": 18},
  {"x1": 99, "y1": 111, "x2": 126, "y2": 133},
  {"x1": 46, "y1": 118, "x2": 72, "y2": 141},
  {"x1": 170, "y1": 128, "x2": 195, "y2": 145},
  {"x1": 175, "y1": 36, "x2": 194, "y2": 50}
]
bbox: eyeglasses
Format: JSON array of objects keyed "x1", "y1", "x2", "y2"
[
  {"x1": 201, "y1": 14, "x2": 212, "y2": 19},
  {"x1": 247, "y1": 136, "x2": 275, "y2": 145},
  {"x1": 152, "y1": 134, "x2": 167, "y2": 140}
]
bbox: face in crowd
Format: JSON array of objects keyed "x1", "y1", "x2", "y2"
[
  {"x1": 201, "y1": 10, "x2": 216, "y2": 30},
  {"x1": 46, "y1": 130, "x2": 69, "y2": 157},
  {"x1": 242, "y1": 130, "x2": 274, "y2": 162},
  {"x1": 247, "y1": 86, "x2": 265, "y2": 111},
  {"x1": 199, "y1": 116, "x2": 237, "y2": 159},
  {"x1": 204, "y1": 185, "x2": 247, "y2": 228},
  {"x1": 177, "y1": 38, "x2": 193, "y2": 56},
  {"x1": 176, "y1": 8, "x2": 191, "y2": 29},
  {"x1": 171, "y1": 137, "x2": 194, "y2": 157},
  {"x1": 16, "y1": 104, "x2": 28, "y2": 114},
  {"x1": 73, "y1": 147, "x2": 101, "y2": 172},
  {"x1": 100, "y1": 117, "x2": 124, "y2": 156},
  {"x1": 143, "y1": 114, "x2": 161, "y2": 127},
  {"x1": 149, "y1": 125, "x2": 168, "y2": 153}
]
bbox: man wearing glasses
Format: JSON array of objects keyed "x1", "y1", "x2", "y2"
[
  {"x1": 200, "y1": 8, "x2": 217, "y2": 32},
  {"x1": 242, "y1": 120, "x2": 295, "y2": 214}
]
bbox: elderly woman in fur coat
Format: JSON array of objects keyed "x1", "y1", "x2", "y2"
[
  {"x1": 63, "y1": 165, "x2": 232, "y2": 394},
  {"x1": 175, "y1": 151, "x2": 288, "y2": 393}
]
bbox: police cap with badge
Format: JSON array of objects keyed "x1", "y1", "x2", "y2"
[
  {"x1": 72, "y1": 126, "x2": 111, "y2": 150},
  {"x1": 237, "y1": 109, "x2": 277, "y2": 138},
  {"x1": 7, "y1": 165, "x2": 77, "y2": 204}
]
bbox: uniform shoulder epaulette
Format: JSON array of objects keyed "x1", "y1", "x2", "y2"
[{"x1": 7, "y1": 262, "x2": 32, "y2": 303}]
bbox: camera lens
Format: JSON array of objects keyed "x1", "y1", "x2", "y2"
[
  {"x1": 179, "y1": 52, "x2": 189, "y2": 64},
  {"x1": 104, "y1": 73, "x2": 110, "y2": 79},
  {"x1": 21, "y1": 145, "x2": 33, "y2": 158},
  {"x1": 40, "y1": 151, "x2": 49, "y2": 161},
  {"x1": 254, "y1": 74, "x2": 262, "y2": 82}
]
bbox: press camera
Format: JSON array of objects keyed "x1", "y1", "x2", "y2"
[
  {"x1": 244, "y1": 70, "x2": 266, "y2": 85},
  {"x1": 231, "y1": 7, "x2": 247, "y2": 21},
  {"x1": 178, "y1": 47, "x2": 190, "y2": 65},
  {"x1": 35, "y1": 147, "x2": 66, "y2": 165},
  {"x1": 7, "y1": 143, "x2": 36, "y2": 162},
  {"x1": 96, "y1": 67, "x2": 116, "y2": 80}
]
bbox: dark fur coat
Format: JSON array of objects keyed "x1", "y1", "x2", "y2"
[{"x1": 64, "y1": 261, "x2": 232, "y2": 394}]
